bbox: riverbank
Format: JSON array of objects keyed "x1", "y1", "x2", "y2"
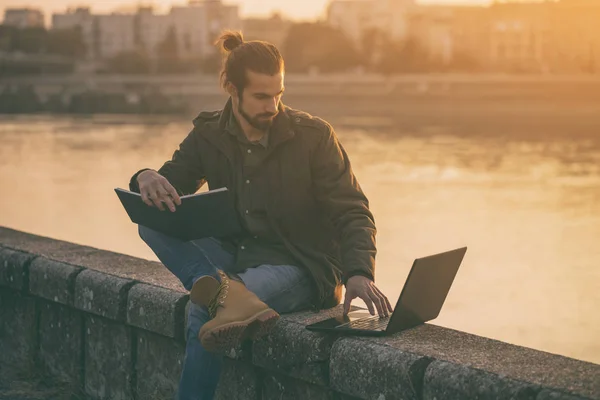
[{"x1": 2, "y1": 73, "x2": 600, "y2": 117}]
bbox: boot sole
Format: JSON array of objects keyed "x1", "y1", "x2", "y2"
[{"x1": 200, "y1": 308, "x2": 280, "y2": 353}]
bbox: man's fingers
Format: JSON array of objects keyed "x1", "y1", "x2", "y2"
[
  {"x1": 163, "y1": 196, "x2": 176, "y2": 212},
  {"x1": 360, "y1": 293, "x2": 376, "y2": 316},
  {"x1": 385, "y1": 295, "x2": 393, "y2": 313},
  {"x1": 164, "y1": 183, "x2": 181, "y2": 206},
  {"x1": 368, "y1": 289, "x2": 386, "y2": 317},
  {"x1": 157, "y1": 187, "x2": 176, "y2": 212},
  {"x1": 140, "y1": 190, "x2": 153, "y2": 207},
  {"x1": 376, "y1": 290, "x2": 390, "y2": 317},
  {"x1": 373, "y1": 285, "x2": 393, "y2": 313},
  {"x1": 153, "y1": 199, "x2": 165, "y2": 211},
  {"x1": 140, "y1": 182, "x2": 177, "y2": 212},
  {"x1": 149, "y1": 190, "x2": 165, "y2": 211},
  {"x1": 343, "y1": 292, "x2": 352, "y2": 315}
]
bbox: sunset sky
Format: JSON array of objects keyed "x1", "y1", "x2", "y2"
[{"x1": 1, "y1": 0, "x2": 491, "y2": 22}]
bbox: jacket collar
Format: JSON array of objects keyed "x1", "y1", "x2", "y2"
[
  {"x1": 202, "y1": 98, "x2": 295, "y2": 164},
  {"x1": 217, "y1": 98, "x2": 295, "y2": 146},
  {"x1": 270, "y1": 103, "x2": 295, "y2": 148}
]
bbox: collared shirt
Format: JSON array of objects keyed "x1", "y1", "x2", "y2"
[{"x1": 225, "y1": 113, "x2": 297, "y2": 271}]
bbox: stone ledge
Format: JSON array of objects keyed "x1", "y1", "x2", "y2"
[
  {"x1": 84, "y1": 315, "x2": 133, "y2": 400},
  {"x1": 253, "y1": 318, "x2": 335, "y2": 387},
  {"x1": 423, "y1": 360, "x2": 540, "y2": 400},
  {"x1": 537, "y1": 389, "x2": 592, "y2": 400},
  {"x1": 74, "y1": 269, "x2": 136, "y2": 321},
  {"x1": 38, "y1": 302, "x2": 83, "y2": 388},
  {"x1": 127, "y1": 283, "x2": 188, "y2": 339},
  {"x1": 330, "y1": 337, "x2": 432, "y2": 400},
  {"x1": 0, "y1": 247, "x2": 36, "y2": 291},
  {"x1": 1, "y1": 226, "x2": 599, "y2": 400},
  {"x1": 29, "y1": 258, "x2": 83, "y2": 306},
  {"x1": 0, "y1": 226, "x2": 184, "y2": 293},
  {"x1": 253, "y1": 305, "x2": 361, "y2": 387},
  {"x1": 362, "y1": 323, "x2": 600, "y2": 400},
  {"x1": 0, "y1": 379, "x2": 73, "y2": 400},
  {"x1": 263, "y1": 371, "x2": 341, "y2": 400},
  {"x1": 0, "y1": 288, "x2": 38, "y2": 377},
  {"x1": 135, "y1": 330, "x2": 185, "y2": 399},
  {"x1": 214, "y1": 359, "x2": 260, "y2": 400}
]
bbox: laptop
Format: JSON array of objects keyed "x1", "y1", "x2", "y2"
[
  {"x1": 115, "y1": 187, "x2": 242, "y2": 241},
  {"x1": 306, "y1": 247, "x2": 467, "y2": 336}
]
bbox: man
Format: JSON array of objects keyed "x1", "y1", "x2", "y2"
[{"x1": 129, "y1": 31, "x2": 392, "y2": 400}]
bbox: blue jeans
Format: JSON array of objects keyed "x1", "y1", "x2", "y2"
[{"x1": 138, "y1": 226, "x2": 315, "y2": 400}]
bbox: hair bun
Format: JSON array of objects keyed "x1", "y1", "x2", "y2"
[{"x1": 221, "y1": 31, "x2": 244, "y2": 52}]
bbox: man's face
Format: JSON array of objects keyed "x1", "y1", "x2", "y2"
[{"x1": 232, "y1": 70, "x2": 284, "y2": 131}]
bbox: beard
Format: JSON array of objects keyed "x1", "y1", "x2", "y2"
[{"x1": 238, "y1": 95, "x2": 278, "y2": 132}]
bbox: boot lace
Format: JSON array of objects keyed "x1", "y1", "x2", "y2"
[{"x1": 208, "y1": 271, "x2": 230, "y2": 318}]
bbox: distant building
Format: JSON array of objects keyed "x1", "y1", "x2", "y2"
[
  {"x1": 3, "y1": 8, "x2": 45, "y2": 28},
  {"x1": 485, "y1": 0, "x2": 600, "y2": 73},
  {"x1": 135, "y1": 7, "x2": 172, "y2": 57},
  {"x1": 51, "y1": 0, "x2": 241, "y2": 61},
  {"x1": 242, "y1": 13, "x2": 292, "y2": 49},
  {"x1": 411, "y1": 0, "x2": 600, "y2": 73},
  {"x1": 169, "y1": 0, "x2": 241, "y2": 58},
  {"x1": 96, "y1": 14, "x2": 136, "y2": 60},
  {"x1": 408, "y1": 6, "x2": 454, "y2": 65},
  {"x1": 327, "y1": 0, "x2": 415, "y2": 44}
]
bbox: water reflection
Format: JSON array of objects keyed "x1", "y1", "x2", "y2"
[{"x1": 0, "y1": 114, "x2": 598, "y2": 364}]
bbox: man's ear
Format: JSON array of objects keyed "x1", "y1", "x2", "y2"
[{"x1": 225, "y1": 82, "x2": 237, "y2": 99}]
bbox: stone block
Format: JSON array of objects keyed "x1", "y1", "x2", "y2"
[
  {"x1": 0, "y1": 248, "x2": 35, "y2": 291},
  {"x1": 0, "y1": 226, "x2": 185, "y2": 293},
  {"x1": 253, "y1": 319, "x2": 336, "y2": 386},
  {"x1": 38, "y1": 301, "x2": 83, "y2": 388},
  {"x1": 84, "y1": 315, "x2": 133, "y2": 400},
  {"x1": 223, "y1": 341, "x2": 254, "y2": 361},
  {"x1": 214, "y1": 359, "x2": 259, "y2": 400},
  {"x1": 252, "y1": 306, "x2": 360, "y2": 387},
  {"x1": 537, "y1": 390, "x2": 593, "y2": 400},
  {"x1": 377, "y1": 323, "x2": 600, "y2": 400},
  {"x1": 29, "y1": 258, "x2": 82, "y2": 306},
  {"x1": 423, "y1": 360, "x2": 539, "y2": 400},
  {"x1": 74, "y1": 269, "x2": 134, "y2": 321},
  {"x1": 135, "y1": 330, "x2": 185, "y2": 400},
  {"x1": 127, "y1": 283, "x2": 188, "y2": 339},
  {"x1": 0, "y1": 289, "x2": 38, "y2": 379},
  {"x1": 263, "y1": 373, "x2": 338, "y2": 400},
  {"x1": 0, "y1": 379, "x2": 73, "y2": 400},
  {"x1": 330, "y1": 337, "x2": 432, "y2": 400}
]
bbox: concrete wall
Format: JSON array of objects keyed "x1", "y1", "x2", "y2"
[
  {"x1": 0, "y1": 225, "x2": 598, "y2": 400},
  {"x1": 2, "y1": 74, "x2": 600, "y2": 131}
]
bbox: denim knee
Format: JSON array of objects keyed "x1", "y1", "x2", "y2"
[
  {"x1": 138, "y1": 225, "x2": 170, "y2": 251},
  {"x1": 138, "y1": 224, "x2": 155, "y2": 243}
]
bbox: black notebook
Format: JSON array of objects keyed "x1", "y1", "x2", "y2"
[{"x1": 115, "y1": 187, "x2": 242, "y2": 241}]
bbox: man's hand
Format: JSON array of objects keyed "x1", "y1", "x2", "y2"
[
  {"x1": 343, "y1": 275, "x2": 393, "y2": 317},
  {"x1": 137, "y1": 170, "x2": 181, "y2": 212}
]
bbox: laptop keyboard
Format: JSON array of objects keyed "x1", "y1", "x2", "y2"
[{"x1": 340, "y1": 315, "x2": 390, "y2": 331}]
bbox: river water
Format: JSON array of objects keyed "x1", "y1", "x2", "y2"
[{"x1": 0, "y1": 114, "x2": 598, "y2": 364}]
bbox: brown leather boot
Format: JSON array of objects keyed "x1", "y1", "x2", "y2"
[{"x1": 190, "y1": 270, "x2": 280, "y2": 352}]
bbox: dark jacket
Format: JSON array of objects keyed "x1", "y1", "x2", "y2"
[{"x1": 130, "y1": 100, "x2": 377, "y2": 309}]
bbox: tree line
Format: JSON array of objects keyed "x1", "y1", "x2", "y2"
[
  {"x1": 0, "y1": 25, "x2": 86, "y2": 58},
  {"x1": 0, "y1": 22, "x2": 480, "y2": 74}
]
